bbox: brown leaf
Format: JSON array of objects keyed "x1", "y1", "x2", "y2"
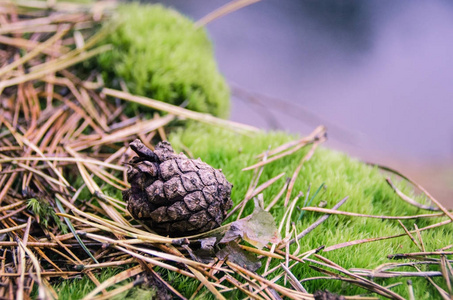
[
  {"x1": 216, "y1": 242, "x2": 261, "y2": 272},
  {"x1": 220, "y1": 199, "x2": 280, "y2": 249}
]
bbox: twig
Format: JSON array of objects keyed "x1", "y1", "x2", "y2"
[{"x1": 195, "y1": 0, "x2": 261, "y2": 28}]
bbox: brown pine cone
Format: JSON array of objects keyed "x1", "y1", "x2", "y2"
[{"x1": 123, "y1": 139, "x2": 233, "y2": 237}]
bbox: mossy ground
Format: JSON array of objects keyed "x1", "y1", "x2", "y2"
[
  {"x1": 56, "y1": 123, "x2": 451, "y2": 299},
  {"x1": 166, "y1": 123, "x2": 451, "y2": 299},
  {"x1": 53, "y1": 268, "x2": 154, "y2": 300},
  {"x1": 96, "y1": 4, "x2": 230, "y2": 118},
  {"x1": 41, "y1": 3, "x2": 450, "y2": 298}
]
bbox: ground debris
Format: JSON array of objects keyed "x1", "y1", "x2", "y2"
[{"x1": 313, "y1": 290, "x2": 345, "y2": 300}]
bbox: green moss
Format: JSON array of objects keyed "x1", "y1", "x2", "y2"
[
  {"x1": 97, "y1": 4, "x2": 230, "y2": 117},
  {"x1": 53, "y1": 124, "x2": 451, "y2": 299},
  {"x1": 52, "y1": 268, "x2": 156, "y2": 300},
  {"x1": 167, "y1": 123, "x2": 452, "y2": 299},
  {"x1": 27, "y1": 198, "x2": 68, "y2": 233}
]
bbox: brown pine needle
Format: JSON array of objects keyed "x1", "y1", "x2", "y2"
[
  {"x1": 413, "y1": 265, "x2": 450, "y2": 300},
  {"x1": 251, "y1": 172, "x2": 286, "y2": 200},
  {"x1": 0, "y1": 201, "x2": 25, "y2": 213},
  {"x1": 388, "y1": 251, "x2": 453, "y2": 259},
  {"x1": 413, "y1": 224, "x2": 426, "y2": 252},
  {"x1": 195, "y1": 0, "x2": 261, "y2": 28},
  {"x1": 224, "y1": 275, "x2": 268, "y2": 300},
  {"x1": 70, "y1": 115, "x2": 175, "y2": 150},
  {"x1": 82, "y1": 266, "x2": 144, "y2": 300},
  {"x1": 438, "y1": 244, "x2": 453, "y2": 251},
  {"x1": 0, "y1": 156, "x2": 125, "y2": 171},
  {"x1": 102, "y1": 88, "x2": 259, "y2": 133},
  {"x1": 288, "y1": 196, "x2": 348, "y2": 246},
  {"x1": 0, "y1": 271, "x2": 80, "y2": 278},
  {"x1": 115, "y1": 246, "x2": 195, "y2": 278},
  {"x1": 239, "y1": 244, "x2": 285, "y2": 259},
  {"x1": 0, "y1": 45, "x2": 113, "y2": 94},
  {"x1": 280, "y1": 263, "x2": 308, "y2": 293},
  {"x1": 440, "y1": 255, "x2": 452, "y2": 295},
  {"x1": 386, "y1": 178, "x2": 439, "y2": 211},
  {"x1": 0, "y1": 25, "x2": 70, "y2": 77},
  {"x1": 285, "y1": 141, "x2": 322, "y2": 206},
  {"x1": 301, "y1": 207, "x2": 446, "y2": 220},
  {"x1": 244, "y1": 126, "x2": 326, "y2": 171},
  {"x1": 311, "y1": 255, "x2": 406, "y2": 300},
  {"x1": 91, "y1": 281, "x2": 136, "y2": 300},
  {"x1": 235, "y1": 171, "x2": 285, "y2": 220},
  {"x1": 381, "y1": 167, "x2": 453, "y2": 221},
  {"x1": 188, "y1": 265, "x2": 226, "y2": 300},
  {"x1": 227, "y1": 261, "x2": 310, "y2": 300},
  {"x1": 265, "y1": 177, "x2": 290, "y2": 211},
  {"x1": 149, "y1": 268, "x2": 189, "y2": 300},
  {"x1": 0, "y1": 223, "x2": 27, "y2": 234},
  {"x1": 256, "y1": 125, "x2": 326, "y2": 159},
  {"x1": 324, "y1": 219, "x2": 452, "y2": 252},
  {"x1": 397, "y1": 220, "x2": 422, "y2": 251}
]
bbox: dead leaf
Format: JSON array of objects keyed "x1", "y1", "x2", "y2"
[
  {"x1": 221, "y1": 199, "x2": 280, "y2": 249},
  {"x1": 183, "y1": 237, "x2": 218, "y2": 264},
  {"x1": 216, "y1": 241, "x2": 261, "y2": 272}
]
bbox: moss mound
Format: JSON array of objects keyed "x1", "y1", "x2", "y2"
[
  {"x1": 52, "y1": 123, "x2": 451, "y2": 299},
  {"x1": 167, "y1": 123, "x2": 452, "y2": 299},
  {"x1": 97, "y1": 4, "x2": 230, "y2": 117}
]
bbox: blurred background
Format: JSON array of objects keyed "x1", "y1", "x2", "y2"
[{"x1": 151, "y1": 0, "x2": 453, "y2": 207}]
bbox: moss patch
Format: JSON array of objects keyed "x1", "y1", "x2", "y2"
[
  {"x1": 167, "y1": 123, "x2": 452, "y2": 299},
  {"x1": 51, "y1": 123, "x2": 451, "y2": 299},
  {"x1": 97, "y1": 4, "x2": 230, "y2": 117},
  {"x1": 54, "y1": 269, "x2": 154, "y2": 300}
]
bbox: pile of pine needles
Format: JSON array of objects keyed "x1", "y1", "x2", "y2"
[{"x1": 0, "y1": 1, "x2": 452, "y2": 299}]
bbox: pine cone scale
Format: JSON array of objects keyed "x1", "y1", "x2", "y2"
[
  {"x1": 180, "y1": 172, "x2": 204, "y2": 192},
  {"x1": 177, "y1": 159, "x2": 198, "y2": 172},
  {"x1": 184, "y1": 191, "x2": 208, "y2": 211},
  {"x1": 159, "y1": 160, "x2": 180, "y2": 180}
]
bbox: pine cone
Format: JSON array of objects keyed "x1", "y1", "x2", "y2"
[{"x1": 123, "y1": 139, "x2": 233, "y2": 237}]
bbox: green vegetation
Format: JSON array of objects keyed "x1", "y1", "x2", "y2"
[
  {"x1": 97, "y1": 4, "x2": 230, "y2": 117},
  {"x1": 10, "y1": 2, "x2": 448, "y2": 298},
  {"x1": 27, "y1": 198, "x2": 68, "y2": 233},
  {"x1": 166, "y1": 123, "x2": 452, "y2": 299},
  {"x1": 54, "y1": 269, "x2": 155, "y2": 300},
  {"x1": 50, "y1": 123, "x2": 451, "y2": 299}
]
